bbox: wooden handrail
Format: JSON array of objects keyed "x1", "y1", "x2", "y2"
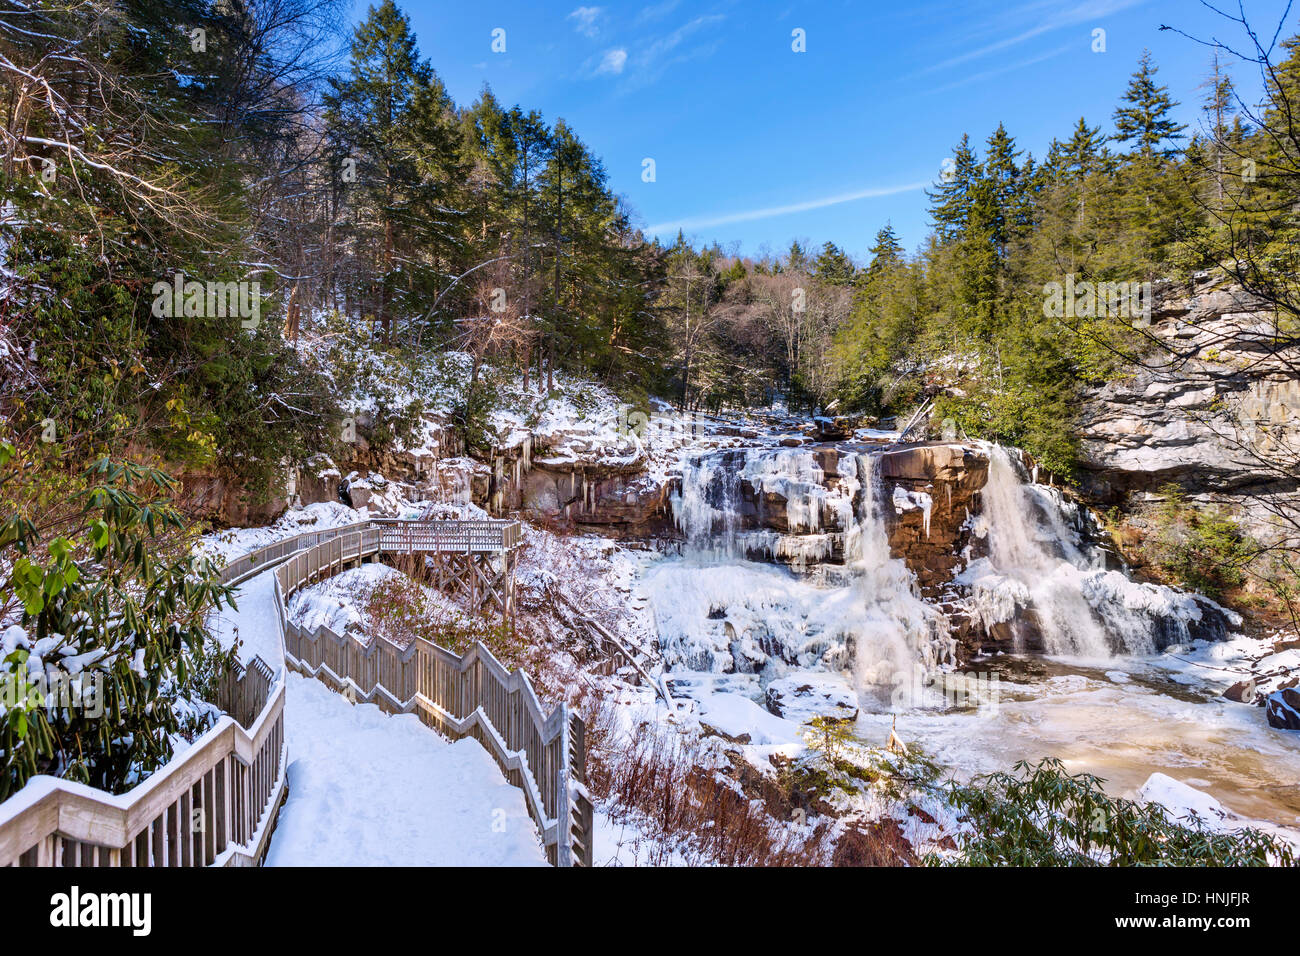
[
  {"x1": 274, "y1": 524, "x2": 592, "y2": 867},
  {"x1": 0, "y1": 659, "x2": 286, "y2": 867},
  {"x1": 0, "y1": 515, "x2": 552, "y2": 868}
]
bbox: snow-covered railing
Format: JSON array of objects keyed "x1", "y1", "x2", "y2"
[
  {"x1": 0, "y1": 656, "x2": 285, "y2": 867},
  {"x1": 370, "y1": 517, "x2": 521, "y2": 554},
  {"x1": 218, "y1": 520, "x2": 373, "y2": 586},
  {"x1": 0, "y1": 516, "x2": 538, "y2": 868},
  {"x1": 275, "y1": 529, "x2": 593, "y2": 867}
]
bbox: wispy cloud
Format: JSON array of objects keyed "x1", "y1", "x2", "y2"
[
  {"x1": 647, "y1": 181, "x2": 929, "y2": 234},
  {"x1": 568, "y1": 6, "x2": 603, "y2": 38},
  {"x1": 926, "y1": 42, "x2": 1073, "y2": 94},
  {"x1": 918, "y1": 0, "x2": 1149, "y2": 76},
  {"x1": 596, "y1": 48, "x2": 628, "y2": 74},
  {"x1": 635, "y1": 0, "x2": 681, "y2": 24},
  {"x1": 617, "y1": 14, "x2": 725, "y2": 91}
]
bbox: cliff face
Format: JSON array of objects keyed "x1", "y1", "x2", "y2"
[
  {"x1": 879, "y1": 444, "x2": 989, "y2": 591},
  {"x1": 1076, "y1": 278, "x2": 1299, "y2": 544}
]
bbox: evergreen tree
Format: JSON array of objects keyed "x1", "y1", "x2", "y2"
[
  {"x1": 867, "y1": 224, "x2": 904, "y2": 274},
  {"x1": 928, "y1": 134, "x2": 979, "y2": 243},
  {"x1": 814, "y1": 241, "x2": 856, "y2": 285},
  {"x1": 324, "y1": 0, "x2": 464, "y2": 338},
  {"x1": 1113, "y1": 50, "x2": 1187, "y2": 158}
]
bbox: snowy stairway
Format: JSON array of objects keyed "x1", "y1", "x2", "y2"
[{"x1": 211, "y1": 569, "x2": 547, "y2": 867}]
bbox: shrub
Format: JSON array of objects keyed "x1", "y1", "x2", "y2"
[
  {"x1": 933, "y1": 758, "x2": 1295, "y2": 866},
  {"x1": 362, "y1": 571, "x2": 522, "y2": 666},
  {"x1": 1145, "y1": 484, "x2": 1254, "y2": 599},
  {"x1": 1, "y1": 451, "x2": 238, "y2": 798}
]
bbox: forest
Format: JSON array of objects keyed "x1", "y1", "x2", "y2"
[{"x1": 3, "y1": 0, "x2": 1298, "y2": 486}]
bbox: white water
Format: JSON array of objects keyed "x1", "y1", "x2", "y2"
[
  {"x1": 845, "y1": 453, "x2": 952, "y2": 686},
  {"x1": 964, "y1": 445, "x2": 1235, "y2": 658},
  {"x1": 662, "y1": 448, "x2": 950, "y2": 698},
  {"x1": 644, "y1": 439, "x2": 1299, "y2": 833},
  {"x1": 972, "y1": 446, "x2": 1113, "y2": 656}
]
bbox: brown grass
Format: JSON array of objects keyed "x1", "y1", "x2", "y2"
[{"x1": 584, "y1": 694, "x2": 865, "y2": 866}]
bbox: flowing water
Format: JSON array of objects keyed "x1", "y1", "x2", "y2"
[{"x1": 643, "y1": 440, "x2": 1300, "y2": 829}]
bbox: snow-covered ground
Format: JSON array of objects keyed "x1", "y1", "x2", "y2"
[
  {"x1": 267, "y1": 674, "x2": 545, "y2": 867},
  {"x1": 209, "y1": 567, "x2": 546, "y2": 867}
]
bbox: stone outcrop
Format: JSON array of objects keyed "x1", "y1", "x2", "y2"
[
  {"x1": 176, "y1": 471, "x2": 288, "y2": 527},
  {"x1": 1076, "y1": 278, "x2": 1299, "y2": 544},
  {"x1": 521, "y1": 465, "x2": 675, "y2": 530},
  {"x1": 1265, "y1": 687, "x2": 1300, "y2": 730},
  {"x1": 879, "y1": 443, "x2": 988, "y2": 590}
]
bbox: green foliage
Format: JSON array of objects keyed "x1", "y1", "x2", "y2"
[
  {"x1": 1, "y1": 0, "x2": 335, "y2": 500},
  {"x1": 0, "y1": 455, "x2": 238, "y2": 798},
  {"x1": 826, "y1": 48, "x2": 1214, "y2": 471},
  {"x1": 1143, "y1": 485, "x2": 1255, "y2": 599},
  {"x1": 933, "y1": 758, "x2": 1294, "y2": 866},
  {"x1": 452, "y1": 373, "x2": 503, "y2": 456}
]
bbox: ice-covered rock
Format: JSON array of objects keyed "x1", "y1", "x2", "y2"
[
  {"x1": 1265, "y1": 688, "x2": 1300, "y2": 730},
  {"x1": 765, "y1": 675, "x2": 859, "y2": 724}
]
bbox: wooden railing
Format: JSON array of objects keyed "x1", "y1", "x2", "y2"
[
  {"x1": 217, "y1": 520, "x2": 373, "y2": 586},
  {"x1": 370, "y1": 517, "x2": 521, "y2": 553},
  {"x1": 0, "y1": 516, "x2": 563, "y2": 868},
  {"x1": 275, "y1": 526, "x2": 593, "y2": 866},
  {"x1": 0, "y1": 655, "x2": 285, "y2": 868}
]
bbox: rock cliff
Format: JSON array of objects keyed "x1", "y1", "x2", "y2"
[{"x1": 1076, "y1": 277, "x2": 1299, "y2": 545}]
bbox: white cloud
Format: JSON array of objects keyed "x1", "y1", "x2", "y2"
[
  {"x1": 926, "y1": 42, "x2": 1073, "y2": 94},
  {"x1": 919, "y1": 0, "x2": 1150, "y2": 75},
  {"x1": 596, "y1": 48, "x2": 628, "y2": 75},
  {"x1": 647, "y1": 181, "x2": 929, "y2": 235},
  {"x1": 636, "y1": 0, "x2": 681, "y2": 24},
  {"x1": 615, "y1": 14, "x2": 725, "y2": 91},
  {"x1": 568, "y1": 6, "x2": 603, "y2": 38}
]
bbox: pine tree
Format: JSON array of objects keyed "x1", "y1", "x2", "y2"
[
  {"x1": 867, "y1": 224, "x2": 904, "y2": 275},
  {"x1": 1113, "y1": 50, "x2": 1187, "y2": 158},
  {"x1": 814, "y1": 241, "x2": 856, "y2": 285},
  {"x1": 324, "y1": 0, "x2": 460, "y2": 338},
  {"x1": 928, "y1": 134, "x2": 979, "y2": 243}
]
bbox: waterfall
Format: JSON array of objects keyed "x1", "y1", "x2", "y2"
[
  {"x1": 846, "y1": 453, "x2": 953, "y2": 690},
  {"x1": 965, "y1": 445, "x2": 1237, "y2": 657},
  {"x1": 665, "y1": 446, "x2": 951, "y2": 698},
  {"x1": 672, "y1": 447, "x2": 853, "y2": 558},
  {"x1": 673, "y1": 452, "x2": 742, "y2": 554},
  {"x1": 972, "y1": 446, "x2": 1112, "y2": 656}
]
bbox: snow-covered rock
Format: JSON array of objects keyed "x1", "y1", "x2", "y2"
[{"x1": 765, "y1": 674, "x2": 859, "y2": 724}]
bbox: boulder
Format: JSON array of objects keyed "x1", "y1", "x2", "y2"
[
  {"x1": 1264, "y1": 687, "x2": 1300, "y2": 730},
  {"x1": 765, "y1": 674, "x2": 859, "y2": 724},
  {"x1": 1222, "y1": 679, "x2": 1255, "y2": 703}
]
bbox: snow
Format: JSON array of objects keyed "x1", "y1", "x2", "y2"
[
  {"x1": 694, "y1": 691, "x2": 801, "y2": 746},
  {"x1": 1139, "y1": 772, "x2": 1300, "y2": 853},
  {"x1": 197, "y1": 501, "x2": 366, "y2": 563},
  {"x1": 266, "y1": 674, "x2": 546, "y2": 867},
  {"x1": 212, "y1": 566, "x2": 546, "y2": 866},
  {"x1": 209, "y1": 567, "x2": 284, "y2": 667},
  {"x1": 284, "y1": 563, "x2": 400, "y2": 640},
  {"x1": 892, "y1": 485, "x2": 932, "y2": 536}
]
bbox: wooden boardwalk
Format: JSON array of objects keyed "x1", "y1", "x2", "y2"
[{"x1": 0, "y1": 518, "x2": 591, "y2": 868}]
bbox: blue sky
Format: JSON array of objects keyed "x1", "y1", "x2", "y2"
[{"x1": 362, "y1": 0, "x2": 1297, "y2": 261}]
